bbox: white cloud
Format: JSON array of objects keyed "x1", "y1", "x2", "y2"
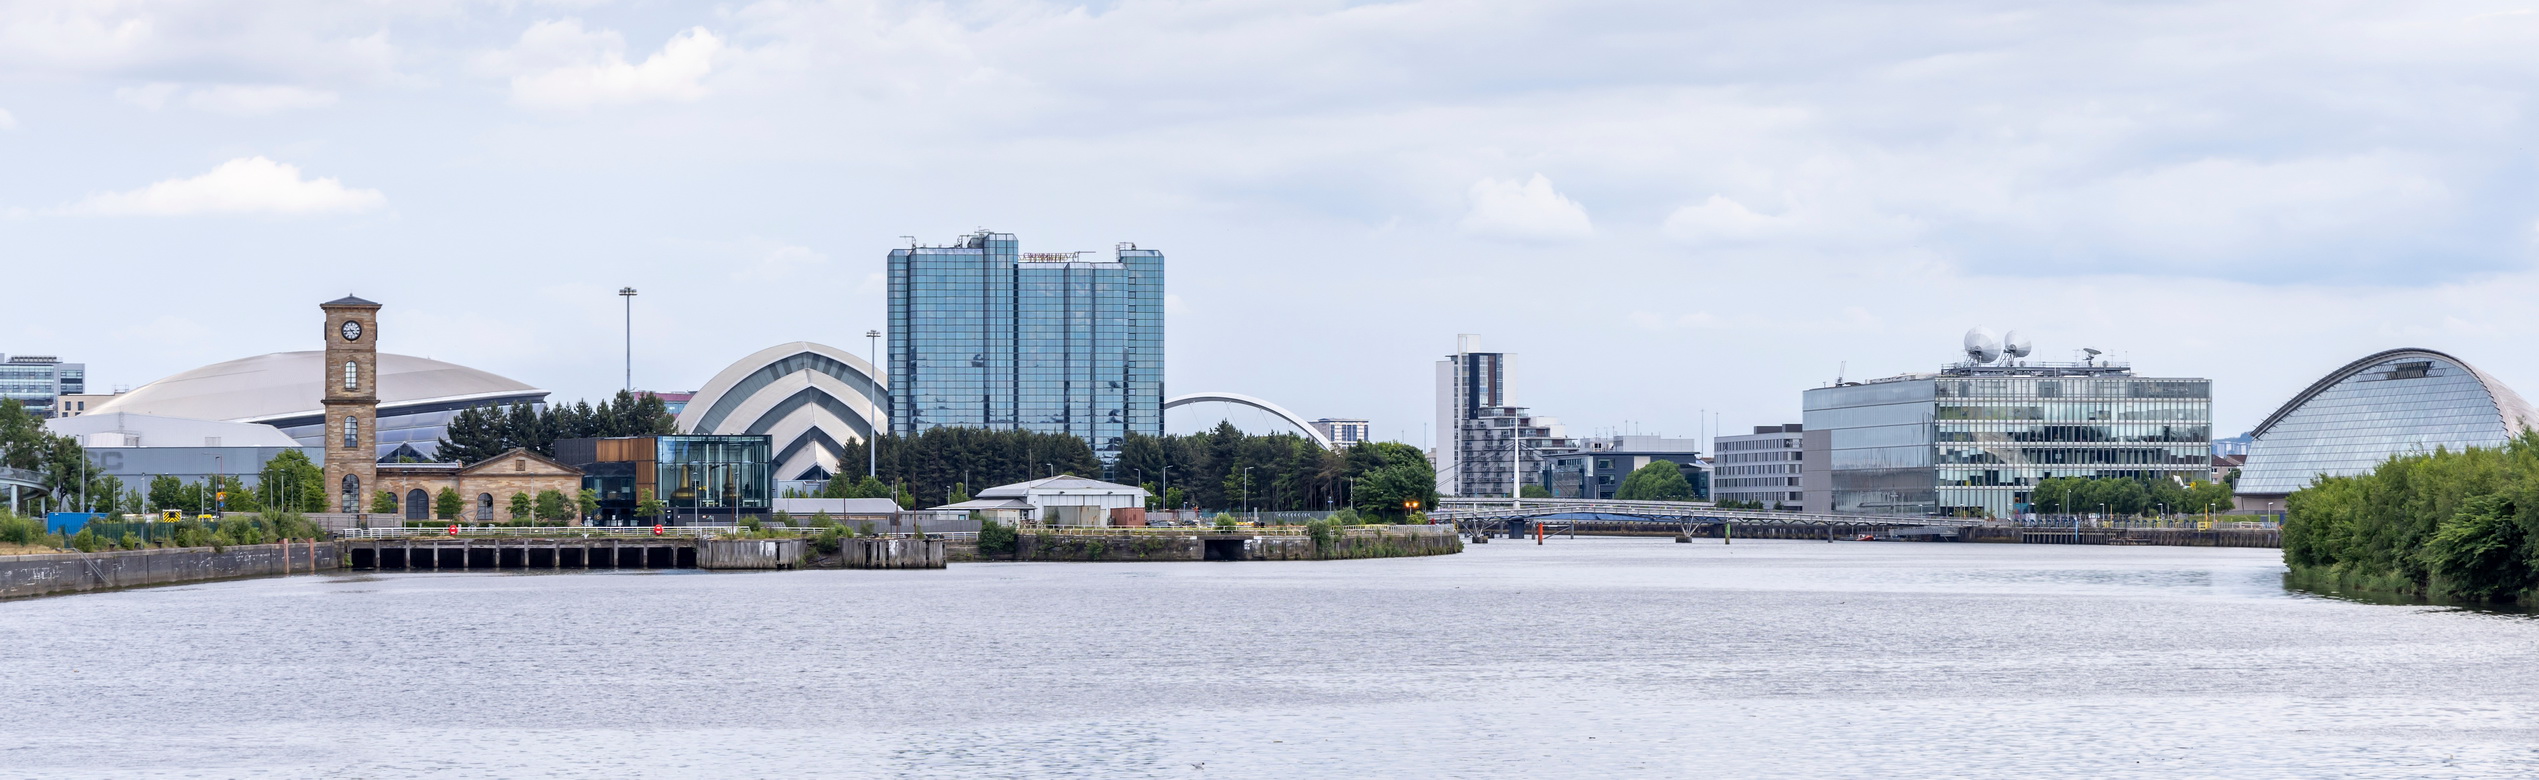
[
  {"x1": 1457, "y1": 174, "x2": 1593, "y2": 242},
  {"x1": 499, "y1": 20, "x2": 723, "y2": 110},
  {"x1": 68, "y1": 157, "x2": 385, "y2": 216},
  {"x1": 0, "y1": 108, "x2": 14, "y2": 129},
  {"x1": 1663, "y1": 196, "x2": 1790, "y2": 244},
  {"x1": 117, "y1": 83, "x2": 337, "y2": 115}
]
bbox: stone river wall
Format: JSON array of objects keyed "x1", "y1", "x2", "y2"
[{"x1": 0, "y1": 542, "x2": 341, "y2": 600}]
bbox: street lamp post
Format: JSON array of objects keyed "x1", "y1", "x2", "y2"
[
  {"x1": 866, "y1": 329, "x2": 881, "y2": 478},
  {"x1": 618, "y1": 287, "x2": 638, "y2": 392}
]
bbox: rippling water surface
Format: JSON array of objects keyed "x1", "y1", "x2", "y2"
[{"x1": 2, "y1": 538, "x2": 2534, "y2": 778}]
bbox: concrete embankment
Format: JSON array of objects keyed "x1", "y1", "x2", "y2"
[
  {"x1": 1653, "y1": 522, "x2": 2281, "y2": 548},
  {"x1": 0, "y1": 542, "x2": 340, "y2": 600},
  {"x1": 1010, "y1": 526, "x2": 1462, "y2": 562}
]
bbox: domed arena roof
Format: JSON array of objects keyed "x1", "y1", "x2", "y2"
[
  {"x1": 679, "y1": 342, "x2": 888, "y2": 482},
  {"x1": 2239, "y1": 348, "x2": 2538, "y2": 496},
  {"x1": 91, "y1": 351, "x2": 548, "y2": 427}
]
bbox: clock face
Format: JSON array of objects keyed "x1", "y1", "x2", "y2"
[{"x1": 340, "y1": 320, "x2": 363, "y2": 341}]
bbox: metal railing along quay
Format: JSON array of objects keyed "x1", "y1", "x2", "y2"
[{"x1": 337, "y1": 525, "x2": 743, "y2": 539}]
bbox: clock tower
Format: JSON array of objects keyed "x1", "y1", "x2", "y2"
[{"x1": 321, "y1": 295, "x2": 382, "y2": 514}]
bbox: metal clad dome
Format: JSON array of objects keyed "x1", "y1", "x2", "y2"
[
  {"x1": 2239, "y1": 348, "x2": 2539, "y2": 496},
  {"x1": 678, "y1": 342, "x2": 889, "y2": 483},
  {"x1": 92, "y1": 351, "x2": 546, "y2": 423}
]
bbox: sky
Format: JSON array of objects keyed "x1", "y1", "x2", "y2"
[{"x1": 7, "y1": 0, "x2": 2539, "y2": 450}]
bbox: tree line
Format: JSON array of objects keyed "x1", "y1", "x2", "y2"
[
  {"x1": 2028, "y1": 475, "x2": 2234, "y2": 516},
  {"x1": 433, "y1": 390, "x2": 679, "y2": 463},
  {"x1": 827, "y1": 423, "x2": 1438, "y2": 521},
  {"x1": 2285, "y1": 433, "x2": 2539, "y2": 604}
]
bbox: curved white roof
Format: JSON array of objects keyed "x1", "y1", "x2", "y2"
[
  {"x1": 44, "y1": 412, "x2": 303, "y2": 447},
  {"x1": 91, "y1": 351, "x2": 547, "y2": 424},
  {"x1": 679, "y1": 341, "x2": 888, "y2": 481},
  {"x1": 1164, "y1": 391, "x2": 1336, "y2": 449}
]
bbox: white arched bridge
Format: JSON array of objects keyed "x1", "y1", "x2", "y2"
[
  {"x1": 1165, "y1": 391, "x2": 1335, "y2": 449},
  {"x1": 1434, "y1": 498, "x2": 1987, "y2": 535}
]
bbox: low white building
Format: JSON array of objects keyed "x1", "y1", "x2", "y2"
[{"x1": 934, "y1": 476, "x2": 1149, "y2": 527}]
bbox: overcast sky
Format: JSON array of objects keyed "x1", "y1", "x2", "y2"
[{"x1": 7, "y1": 0, "x2": 2539, "y2": 448}]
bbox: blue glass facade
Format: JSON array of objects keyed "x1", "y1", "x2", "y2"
[{"x1": 888, "y1": 231, "x2": 1163, "y2": 459}]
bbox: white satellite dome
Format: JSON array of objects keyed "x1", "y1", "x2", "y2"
[
  {"x1": 1963, "y1": 327, "x2": 2001, "y2": 364},
  {"x1": 2002, "y1": 330, "x2": 2033, "y2": 359}
]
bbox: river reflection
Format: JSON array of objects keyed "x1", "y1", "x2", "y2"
[{"x1": 2, "y1": 538, "x2": 2534, "y2": 778}]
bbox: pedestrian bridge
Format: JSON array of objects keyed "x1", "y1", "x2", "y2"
[
  {"x1": 1432, "y1": 498, "x2": 1987, "y2": 530},
  {"x1": 1, "y1": 467, "x2": 42, "y2": 512}
]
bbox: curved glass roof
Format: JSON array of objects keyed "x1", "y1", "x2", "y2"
[{"x1": 2240, "y1": 349, "x2": 2536, "y2": 494}]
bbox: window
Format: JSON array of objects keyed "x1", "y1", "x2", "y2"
[
  {"x1": 343, "y1": 416, "x2": 359, "y2": 448},
  {"x1": 340, "y1": 474, "x2": 361, "y2": 513},
  {"x1": 343, "y1": 361, "x2": 358, "y2": 390}
]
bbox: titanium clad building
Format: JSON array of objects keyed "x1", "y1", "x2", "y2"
[
  {"x1": 887, "y1": 231, "x2": 1163, "y2": 460},
  {"x1": 2235, "y1": 348, "x2": 2539, "y2": 512},
  {"x1": 1802, "y1": 352, "x2": 2211, "y2": 518}
]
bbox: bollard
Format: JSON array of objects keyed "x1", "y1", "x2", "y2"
[{"x1": 1724, "y1": 521, "x2": 1732, "y2": 545}]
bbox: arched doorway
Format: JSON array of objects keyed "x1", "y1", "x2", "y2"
[
  {"x1": 341, "y1": 474, "x2": 361, "y2": 513},
  {"x1": 477, "y1": 493, "x2": 493, "y2": 522},
  {"x1": 405, "y1": 489, "x2": 430, "y2": 521}
]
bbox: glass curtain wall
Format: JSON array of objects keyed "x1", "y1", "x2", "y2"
[
  {"x1": 889, "y1": 232, "x2": 1163, "y2": 460},
  {"x1": 656, "y1": 436, "x2": 771, "y2": 519},
  {"x1": 1807, "y1": 375, "x2": 2211, "y2": 517}
]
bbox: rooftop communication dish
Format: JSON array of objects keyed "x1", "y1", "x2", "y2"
[
  {"x1": 1963, "y1": 327, "x2": 2002, "y2": 363},
  {"x1": 2002, "y1": 331, "x2": 2032, "y2": 360}
]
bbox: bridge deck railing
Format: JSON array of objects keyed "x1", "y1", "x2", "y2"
[{"x1": 1432, "y1": 499, "x2": 1987, "y2": 528}]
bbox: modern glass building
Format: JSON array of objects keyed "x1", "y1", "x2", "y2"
[
  {"x1": 2235, "y1": 348, "x2": 2538, "y2": 512},
  {"x1": 0, "y1": 355, "x2": 83, "y2": 418},
  {"x1": 556, "y1": 435, "x2": 773, "y2": 525},
  {"x1": 887, "y1": 231, "x2": 1163, "y2": 460},
  {"x1": 1802, "y1": 360, "x2": 2211, "y2": 518}
]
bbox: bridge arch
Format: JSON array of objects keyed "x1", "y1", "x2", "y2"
[{"x1": 1164, "y1": 392, "x2": 1335, "y2": 450}]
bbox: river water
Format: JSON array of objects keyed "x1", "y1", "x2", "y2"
[{"x1": 1, "y1": 538, "x2": 2534, "y2": 778}]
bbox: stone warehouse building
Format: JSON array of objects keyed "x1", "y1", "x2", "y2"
[
  {"x1": 374, "y1": 448, "x2": 585, "y2": 522},
  {"x1": 316, "y1": 295, "x2": 581, "y2": 522}
]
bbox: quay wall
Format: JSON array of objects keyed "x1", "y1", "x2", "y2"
[
  {"x1": 1644, "y1": 522, "x2": 2282, "y2": 548},
  {"x1": 1013, "y1": 526, "x2": 1461, "y2": 562},
  {"x1": 0, "y1": 542, "x2": 340, "y2": 600},
  {"x1": 699, "y1": 539, "x2": 806, "y2": 570},
  {"x1": 834, "y1": 538, "x2": 945, "y2": 569}
]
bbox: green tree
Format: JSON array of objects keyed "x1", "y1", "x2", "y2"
[
  {"x1": 1520, "y1": 484, "x2": 1551, "y2": 498},
  {"x1": 434, "y1": 390, "x2": 679, "y2": 463},
  {"x1": 576, "y1": 489, "x2": 600, "y2": 521},
  {"x1": 533, "y1": 489, "x2": 571, "y2": 523},
  {"x1": 2423, "y1": 494, "x2": 2530, "y2": 602},
  {"x1": 435, "y1": 487, "x2": 464, "y2": 520},
  {"x1": 258, "y1": 449, "x2": 328, "y2": 513},
  {"x1": 1350, "y1": 442, "x2": 1439, "y2": 521},
  {"x1": 635, "y1": 488, "x2": 667, "y2": 522},
  {"x1": 508, "y1": 492, "x2": 535, "y2": 522},
  {"x1": 369, "y1": 489, "x2": 398, "y2": 515},
  {"x1": 1614, "y1": 460, "x2": 1695, "y2": 501}
]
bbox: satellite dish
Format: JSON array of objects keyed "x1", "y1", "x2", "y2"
[
  {"x1": 1963, "y1": 327, "x2": 2001, "y2": 364},
  {"x1": 2002, "y1": 331, "x2": 2032, "y2": 360}
]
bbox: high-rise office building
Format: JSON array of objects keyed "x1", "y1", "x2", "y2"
[
  {"x1": 887, "y1": 230, "x2": 1163, "y2": 460},
  {"x1": 0, "y1": 355, "x2": 84, "y2": 418},
  {"x1": 1433, "y1": 335, "x2": 1574, "y2": 497}
]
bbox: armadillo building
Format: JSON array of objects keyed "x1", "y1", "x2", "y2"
[{"x1": 2236, "y1": 348, "x2": 2539, "y2": 512}]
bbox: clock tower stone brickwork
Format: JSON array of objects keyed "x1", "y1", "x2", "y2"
[{"x1": 321, "y1": 295, "x2": 382, "y2": 514}]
